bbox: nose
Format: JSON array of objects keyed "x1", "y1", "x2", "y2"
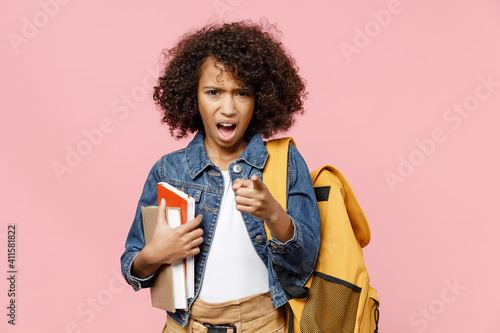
[{"x1": 220, "y1": 94, "x2": 236, "y2": 116}]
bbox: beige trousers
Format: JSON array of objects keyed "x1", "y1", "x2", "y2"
[{"x1": 163, "y1": 292, "x2": 286, "y2": 333}]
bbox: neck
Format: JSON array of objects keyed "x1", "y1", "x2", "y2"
[{"x1": 204, "y1": 138, "x2": 248, "y2": 171}]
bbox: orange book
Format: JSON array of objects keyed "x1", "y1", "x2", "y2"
[{"x1": 157, "y1": 182, "x2": 195, "y2": 301}]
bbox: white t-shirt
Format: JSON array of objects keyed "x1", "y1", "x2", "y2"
[{"x1": 198, "y1": 171, "x2": 269, "y2": 302}]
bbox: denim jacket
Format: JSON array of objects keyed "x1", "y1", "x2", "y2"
[{"x1": 120, "y1": 133, "x2": 320, "y2": 328}]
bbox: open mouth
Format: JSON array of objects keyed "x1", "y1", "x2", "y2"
[{"x1": 217, "y1": 122, "x2": 237, "y2": 140}]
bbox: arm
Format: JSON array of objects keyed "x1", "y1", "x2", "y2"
[
  {"x1": 233, "y1": 145, "x2": 321, "y2": 277},
  {"x1": 120, "y1": 159, "x2": 203, "y2": 290},
  {"x1": 268, "y1": 144, "x2": 321, "y2": 277}
]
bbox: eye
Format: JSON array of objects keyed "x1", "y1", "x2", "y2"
[
  {"x1": 237, "y1": 91, "x2": 251, "y2": 97},
  {"x1": 206, "y1": 90, "x2": 220, "y2": 95}
]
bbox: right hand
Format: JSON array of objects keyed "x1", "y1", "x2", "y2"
[{"x1": 143, "y1": 198, "x2": 203, "y2": 266}]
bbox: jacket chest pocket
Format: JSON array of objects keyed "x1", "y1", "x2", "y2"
[
  {"x1": 164, "y1": 181, "x2": 203, "y2": 204},
  {"x1": 179, "y1": 186, "x2": 202, "y2": 204},
  {"x1": 173, "y1": 185, "x2": 204, "y2": 216}
]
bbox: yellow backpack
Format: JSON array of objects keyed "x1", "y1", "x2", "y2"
[{"x1": 263, "y1": 138, "x2": 380, "y2": 333}]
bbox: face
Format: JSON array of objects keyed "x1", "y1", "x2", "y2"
[{"x1": 197, "y1": 58, "x2": 255, "y2": 155}]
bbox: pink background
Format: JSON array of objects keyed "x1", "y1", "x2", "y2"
[{"x1": 1, "y1": 0, "x2": 499, "y2": 332}]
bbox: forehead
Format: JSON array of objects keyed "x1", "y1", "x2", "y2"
[{"x1": 199, "y1": 57, "x2": 242, "y2": 85}]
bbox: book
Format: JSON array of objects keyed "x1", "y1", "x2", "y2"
[
  {"x1": 141, "y1": 206, "x2": 187, "y2": 311},
  {"x1": 156, "y1": 182, "x2": 195, "y2": 302}
]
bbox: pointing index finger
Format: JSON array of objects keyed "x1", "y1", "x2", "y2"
[{"x1": 250, "y1": 175, "x2": 265, "y2": 188}]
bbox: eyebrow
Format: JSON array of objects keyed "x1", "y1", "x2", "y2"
[
  {"x1": 202, "y1": 85, "x2": 223, "y2": 90},
  {"x1": 202, "y1": 85, "x2": 253, "y2": 92}
]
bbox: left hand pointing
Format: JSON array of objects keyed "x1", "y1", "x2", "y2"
[
  {"x1": 232, "y1": 175, "x2": 275, "y2": 221},
  {"x1": 232, "y1": 175, "x2": 294, "y2": 242}
]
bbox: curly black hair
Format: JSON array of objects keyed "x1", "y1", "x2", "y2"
[{"x1": 153, "y1": 20, "x2": 307, "y2": 139}]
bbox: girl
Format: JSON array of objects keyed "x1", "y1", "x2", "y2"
[{"x1": 121, "y1": 20, "x2": 320, "y2": 332}]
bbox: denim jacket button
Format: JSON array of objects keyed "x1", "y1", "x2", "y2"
[
  {"x1": 233, "y1": 164, "x2": 243, "y2": 174},
  {"x1": 255, "y1": 234, "x2": 266, "y2": 245}
]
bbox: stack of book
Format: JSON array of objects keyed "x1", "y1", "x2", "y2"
[{"x1": 141, "y1": 182, "x2": 195, "y2": 312}]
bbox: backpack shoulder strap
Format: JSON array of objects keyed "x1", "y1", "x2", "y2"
[{"x1": 263, "y1": 137, "x2": 295, "y2": 240}]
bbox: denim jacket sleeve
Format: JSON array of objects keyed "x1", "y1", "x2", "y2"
[
  {"x1": 120, "y1": 159, "x2": 162, "y2": 291},
  {"x1": 266, "y1": 144, "x2": 321, "y2": 281}
]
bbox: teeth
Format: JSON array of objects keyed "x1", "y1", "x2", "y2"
[{"x1": 220, "y1": 123, "x2": 234, "y2": 127}]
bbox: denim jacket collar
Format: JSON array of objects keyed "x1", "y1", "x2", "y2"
[{"x1": 185, "y1": 132, "x2": 269, "y2": 179}]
